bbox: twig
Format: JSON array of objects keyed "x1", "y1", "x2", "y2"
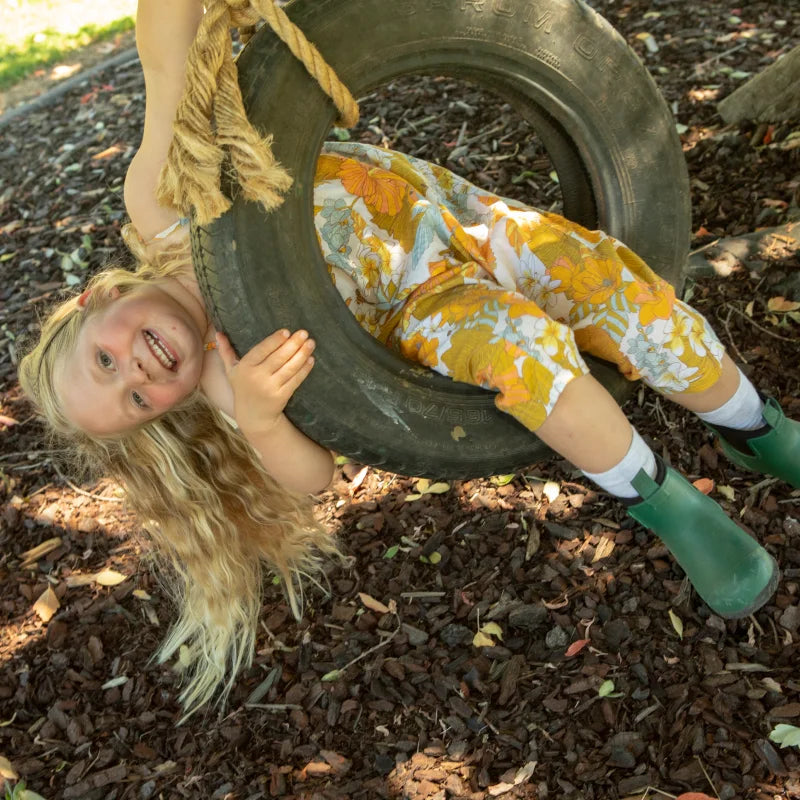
[
  {"x1": 244, "y1": 703, "x2": 302, "y2": 711},
  {"x1": 722, "y1": 306, "x2": 749, "y2": 364},
  {"x1": 50, "y1": 460, "x2": 124, "y2": 503},
  {"x1": 333, "y1": 616, "x2": 402, "y2": 676},
  {"x1": 728, "y1": 304, "x2": 797, "y2": 343},
  {"x1": 694, "y1": 755, "x2": 721, "y2": 799}
]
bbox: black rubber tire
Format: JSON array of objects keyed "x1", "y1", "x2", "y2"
[{"x1": 192, "y1": 0, "x2": 690, "y2": 479}]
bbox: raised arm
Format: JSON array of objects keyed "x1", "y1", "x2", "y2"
[{"x1": 123, "y1": 0, "x2": 204, "y2": 242}]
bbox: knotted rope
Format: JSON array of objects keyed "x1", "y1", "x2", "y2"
[{"x1": 157, "y1": 0, "x2": 359, "y2": 226}]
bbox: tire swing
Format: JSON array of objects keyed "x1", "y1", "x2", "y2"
[{"x1": 191, "y1": 0, "x2": 690, "y2": 479}]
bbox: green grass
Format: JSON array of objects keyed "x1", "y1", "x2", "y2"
[{"x1": 0, "y1": 0, "x2": 136, "y2": 90}]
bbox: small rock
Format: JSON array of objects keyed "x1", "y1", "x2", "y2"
[
  {"x1": 607, "y1": 746, "x2": 636, "y2": 768},
  {"x1": 374, "y1": 753, "x2": 395, "y2": 775},
  {"x1": 779, "y1": 604, "x2": 800, "y2": 634},
  {"x1": 603, "y1": 619, "x2": 631, "y2": 651},
  {"x1": 439, "y1": 624, "x2": 471, "y2": 647},
  {"x1": 138, "y1": 782, "x2": 156, "y2": 800},
  {"x1": 508, "y1": 604, "x2": 548, "y2": 631},
  {"x1": 402, "y1": 623, "x2": 429, "y2": 646},
  {"x1": 545, "y1": 626, "x2": 569, "y2": 649}
]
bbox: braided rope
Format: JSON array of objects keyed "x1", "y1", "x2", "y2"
[{"x1": 157, "y1": 0, "x2": 359, "y2": 226}]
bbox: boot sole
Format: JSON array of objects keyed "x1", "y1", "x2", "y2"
[{"x1": 717, "y1": 556, "x2": 780, "y2": 619}]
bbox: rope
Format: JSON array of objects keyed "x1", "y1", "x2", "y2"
[{"x1": 157, "y1": 0, "x2": 359, "y2": 226}]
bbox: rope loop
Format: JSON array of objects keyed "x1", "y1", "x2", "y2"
[{"x1": 157, "y1": 0, "x2": 359, "y2": 226}]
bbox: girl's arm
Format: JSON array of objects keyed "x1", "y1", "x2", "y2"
[
  {"x1": 123, "y1": 0, "x2": 204, "y2": 241},
  {"x1": 213, "y1": 332, "x2": 336, "y2": 494}
]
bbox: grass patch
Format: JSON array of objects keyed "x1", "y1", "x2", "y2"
[{"x1": 0, "y1": 16, "x2": 134, "y2": 89}]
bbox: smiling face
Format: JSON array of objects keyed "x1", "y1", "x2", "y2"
[{"x1": 55, "y1": 284, "x2": 207, "y2": 435}]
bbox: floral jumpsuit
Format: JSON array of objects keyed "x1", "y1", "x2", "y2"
[{"x1": 313, "y1": 142, "x2": 725, "y2": 432}]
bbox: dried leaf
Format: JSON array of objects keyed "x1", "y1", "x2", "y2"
[
  {"x1": 358, "y1": 592, "x2": 390, "y2": 615},
  {"x1": 717, "y1": 484, "x2": 735, "y2": 501},
  {"x1": 404, "y1": 493, "x2": 423, "y2": 502},
  {"x1": 472, "y1": 631, "x2": 495, "y2": 648},
  {"x1": 426, "y1": 482, "x2": 450, "y2": 494},
  {"x1": 480, "y1": 622, "x2": 504, "y2": 640},
  {"x1": 319, "y1": 750, "x2": 352, "y2": 775},
  {"x1": 415, "y1": 478, "x2": 431, "y2": 493},
  {"x1": 592, "y1": 536, "x2": 615, "y2": 562},
  {"x1": 763, "y1": 677, "x2": 783, "y2": 693},
  {"x1": 94, "y1": 568, "x2": 127, "y2": 586},
  {"x1": 33, "y1": 585, "x2": 59, "y2": 622},
  {"x1": 350, "y1": 466, "x2": 369, "y2": 491},
  {"x1": 767, "y1": 296, "x2": 800, "y2": 313},
  {"x1": 543, "y1": 481, "x2": 560, "y2": 503},
  {"x1": 101, "y1": 676, "x2": 128, "y2": 690},
  {"x1": 450, "y1": 425, "x2": 466, "y2": 441},
  {"x1": 565, "y1": 639, "x2": 591, "y2": 658},
  {"x1": 490, "y1": 474, "x2": 516, "y2": 486},
  {"x1": 0, "y1": 755, "x2": 18, "y2": 780},
  {"x1": 692, "y1": 477, "x2": 715, "y2": 495},
  {"x1": 745, "y1": 300, "x2": 755, "y2": 317},
  {"x1": 133, "y1": 589, "x2": 152, "y2": 600},
  {"x1": 668, "y1": 609, "x2": 684, "y2": 639}
]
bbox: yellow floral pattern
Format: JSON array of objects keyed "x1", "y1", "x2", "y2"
[{"x1": 313, "y1": 143, "x2": 725, "y2": 430}]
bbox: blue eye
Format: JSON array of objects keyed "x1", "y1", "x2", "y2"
[
  {"x1": 97, "y1": 350, "x2": 113, "y2": 369},
  {"x1": 131, "y1": 391, "x2": 148, "y2": 409}
]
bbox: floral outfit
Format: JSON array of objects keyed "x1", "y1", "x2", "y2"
[{"x1": 313, "y1": 142, "x2": 725, "y2": 431}]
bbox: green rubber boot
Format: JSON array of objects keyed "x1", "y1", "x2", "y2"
[
  {"x1": 705, "y1": 397, "x2": 800, "y2": 489},
  {"x1": 627, "y1": 459, "x2": 779, "y2": 619}
]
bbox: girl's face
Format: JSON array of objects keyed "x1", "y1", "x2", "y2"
[{"x1": 56, "y1": 284, "x2": 207, "y2": 434}]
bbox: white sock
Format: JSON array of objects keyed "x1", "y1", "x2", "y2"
[
  {"x1": 582, "y1": 428, "x2": 658, "y2": 499},
  {"x1": 695, "y1": 368, "x2": 765, "y2": 430}
]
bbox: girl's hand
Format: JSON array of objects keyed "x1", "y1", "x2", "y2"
[{"x1": 215, "y1": 329, "x2": 315, "y2": 438}]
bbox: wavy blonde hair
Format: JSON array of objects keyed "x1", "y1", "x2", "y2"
[{"x1": 19, "y1": 232, "x2": 341, "y2": 717}]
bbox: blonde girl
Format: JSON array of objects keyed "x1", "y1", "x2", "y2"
[{"x1": 19, "y1": 0, "x2": 800, "y2": 717}]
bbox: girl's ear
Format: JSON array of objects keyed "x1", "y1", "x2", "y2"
[
  {"x1": 108, "y1": 287, "x2": 121, "y2": 300},
  {"x1": 77, "y1": 289, "x2": 92, "y2": 308}
]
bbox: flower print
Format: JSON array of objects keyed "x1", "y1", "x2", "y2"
[
  {"x1": 565, "y1": 255, "x2": 624, "y2": 305},
  {"x1": 623, "y1": 279, "x2": 675, "y2": 326},
  {"x1": 339, "y1": 159, "x2": 407, "y2": 216},
  {"x1": 400, "y1": 331, "x2": 440, "y2": 367},
  {"x1": 536, "y1": 318, "x2": 565, "y2": 357},
  {"x1": 320, "y1": 198, "x2": 354, "y2": 252},
  {"x1": 625, "y1": 329, "x2": 665, "y2": 374}
]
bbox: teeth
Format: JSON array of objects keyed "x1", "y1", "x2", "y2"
[{"x1": 144, "y1": 331, "x2": 176, "y2": 370}]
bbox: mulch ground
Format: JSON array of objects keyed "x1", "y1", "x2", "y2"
[{"x1": 1, "y1": 1, "x2": 800, "y2": 798}]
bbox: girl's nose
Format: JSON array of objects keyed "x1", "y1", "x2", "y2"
[{"x1": 131, "y1": 357, "x2": 152, "y2": 383}]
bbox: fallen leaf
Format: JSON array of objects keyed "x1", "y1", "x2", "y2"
[
  {"x1": 451, "y1": 425, "x2": 466, "y2": 441},
  {"x1": 770, "y1": 723, "x2": 800, "y2": 748},
  {"x1": 565, "y1": 639, "x2": 590, "y2": 658},
  {"x1": 717, "y1": 484, "x2": 735, "y2": 501},
  {"x1": 598, "y1": 679, "x2": 615, "y2": 697},
  {"x1": 91, "y1": 144, "x2": 123, "y2": 160},
  {"x1": 473, "y1": 631, "x2": 495, "y2": 648},
  {"x1": 480, "y1": 622, "x2": 504, "y2": 640},
  {"x1": 321, "y1": 669, "x2": 343, "y2": 682},
  {"x1": 668, "y1": 609, "x2": 684, "y2": 639},
  {"x1": 426, "y1": 482, "x2": 450, "y2": 494},
  {"x1": 93, "y1": 568, "x2": 128, "y2": 587},
  {"x1": 767, "y1": 296, "x2": 800, "y2": 313},
  {"x1": 33, "y1": 585, "x2": 59, "y2": 622},
  {"x1": 350, "y1": 466, "x2": 369, "y2": 492},
  {"x1": 0, "y1": 755, "x2": 18, "y2": 780},
  {"x1": 692, "y1": 477, "x2": 715, "y2": 495},
  {"x1": 358, "y1": 592, "x2": 390, "y2": 615},
  {"x1": 101, "y1": 676, "x2": 128, "y2": 690},
  {"x1": 319, "y1": 750, "x2": 352, "y2": 775}
]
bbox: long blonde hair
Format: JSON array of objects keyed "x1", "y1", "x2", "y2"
[{"x1": 19, "y1": 233, "x2": 340, "y2": 717}]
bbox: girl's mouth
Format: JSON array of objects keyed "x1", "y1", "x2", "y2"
[{"x1": 143, "y1": 329, "x2": 178, "y2": 371}]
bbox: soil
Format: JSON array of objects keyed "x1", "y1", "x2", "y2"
[{"x1": 1, "y1": 2, "x2": 800, "y2": 799}]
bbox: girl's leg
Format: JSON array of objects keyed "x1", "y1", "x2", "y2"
[{"x1": 394, "y1": 282, "x2": 777, "y2": 618}]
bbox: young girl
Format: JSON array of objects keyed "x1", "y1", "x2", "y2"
[{"x1": 19, "y1": 0, "x2": 800, "y2": 717}]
